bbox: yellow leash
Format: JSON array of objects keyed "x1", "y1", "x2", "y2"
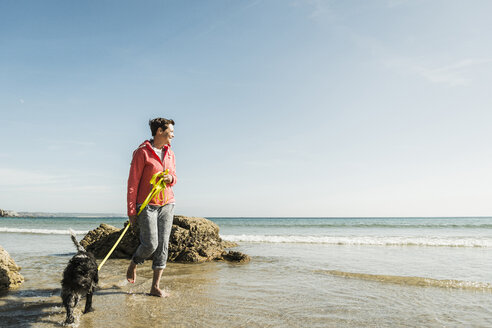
[{"x1": 97, "y1": 169, "x2": 169, "y2": 271}]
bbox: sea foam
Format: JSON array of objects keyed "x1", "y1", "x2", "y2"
[
  {"x1": 221, "y1": 234, "x2": 492, "y2": 247},
  {"x1": 0, "y1": 227, "x2": 88, "y2": 235}
]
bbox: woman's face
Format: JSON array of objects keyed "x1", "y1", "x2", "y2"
[{"x1": 161, "y1": 124, "x2": 174, "y2": 145}]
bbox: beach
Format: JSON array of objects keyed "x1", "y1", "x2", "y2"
[{"x1": 1, "y1": 217, "x2": 492, "y2": 327}]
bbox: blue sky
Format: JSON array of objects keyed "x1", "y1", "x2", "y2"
[{"x1": 1, "y1": 0, "x2": 492, "y2": 217}]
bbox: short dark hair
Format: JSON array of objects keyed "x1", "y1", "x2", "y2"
[{"x1": 149, "y1": 118, "x2": 175, "y2": 136}]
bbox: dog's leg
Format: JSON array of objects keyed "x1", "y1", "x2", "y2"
[
  {"x1": 62, "y1": 291, "x2": 77, "y2": 324},
  {"x1": 83, "y1": 291, "x2": 95, "y2": 314}
]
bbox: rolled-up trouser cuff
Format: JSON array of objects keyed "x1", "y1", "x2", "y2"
[
  {"x1": 131, "y1": 256, "x2": 145, "y2": 266},
  {"x1": 152, "y1": 264, "x2": 166, "y2": 270}
]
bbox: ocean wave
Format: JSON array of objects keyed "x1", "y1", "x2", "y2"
[
  {"x1": 316, "y1": 270, "x2": 492, "y2": 291},
  {"x1": 0, "y1": 227, "x2": 88, "y2": 235},
  {"x1": 215, "y1": 223, "x2": 492, "y2": 229},
  {"x1": 221, "y1": 235, "x2": 492, "y2": 247}
]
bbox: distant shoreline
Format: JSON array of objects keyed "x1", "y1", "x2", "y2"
[{"x1": 0, "y1": 209, "x2": 125, "y2": 218}]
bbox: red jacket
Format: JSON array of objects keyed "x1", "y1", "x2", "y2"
[{"x1": 127, "y1": 140, "x2": 177, "y2": 217}]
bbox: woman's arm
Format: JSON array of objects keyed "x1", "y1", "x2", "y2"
[{"x1": 127, "y1": 149, "x2": 145, "y2": 217}]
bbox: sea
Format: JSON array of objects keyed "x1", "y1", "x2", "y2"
[{"x1": 0, "y1": 216, "x2": 491, "y2": 327}]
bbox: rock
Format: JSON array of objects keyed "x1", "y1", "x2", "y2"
[
  {"x1": 222, "y1": 250, "x2": 251, "y2": 263},
  {"x1": 221, "y1": 240, "x2": 239, "y2": 248},
  {"x1": 0, "y1": 245, "x2": 24, "y2": 290},
  {"x1": 80, "y1": 223, "x2": 123, "y2": 258},
  {"x1": 80, "y1": 215, "x2": 247, "y2": 264},
  {"x1": 0, "y1": 209, "x2": 19, "y2": 217}
]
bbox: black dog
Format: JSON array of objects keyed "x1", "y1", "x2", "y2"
[{"x1": 61, "y1": 230, "x2": 99, "y2": 325}]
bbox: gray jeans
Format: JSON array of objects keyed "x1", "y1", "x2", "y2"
[{"x1": 132, "y1": 203, "x2": 175, "y2": 270}]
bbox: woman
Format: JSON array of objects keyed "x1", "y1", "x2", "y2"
[{"x1": 126, "y1": 117, "x2": 177, "y2": 297}]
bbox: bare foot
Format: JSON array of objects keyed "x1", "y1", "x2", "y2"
[
  {"x1": 149, "y1": 286, "x2": 170, "y2": 298},
  {"x1": 126, "y1": 262, "x2": 136, "y2": 283}
]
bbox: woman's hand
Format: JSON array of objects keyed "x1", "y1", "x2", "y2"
[
  {"x1": 162, "y1": 173, "x2": 173, "y2": 184},
  {"x1": 129, "y1": 215, "x2": 137, "y2": 226}
]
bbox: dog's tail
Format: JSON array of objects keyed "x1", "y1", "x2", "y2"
[{"x1": 69, "y1": 229, "x2": 86, "y2": 253}]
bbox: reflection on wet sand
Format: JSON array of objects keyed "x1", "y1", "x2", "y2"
[{"x1": 0, "y1": 291, "x2": 64, "y2": 326}]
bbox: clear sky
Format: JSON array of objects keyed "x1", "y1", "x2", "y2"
[{"x1": 1, "y1": 0, "x2": 492, "y2": 217}]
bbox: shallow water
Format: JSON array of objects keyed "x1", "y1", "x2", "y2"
[{"x1": 1, "y1": 217, "x2": 492, "y2": 327}]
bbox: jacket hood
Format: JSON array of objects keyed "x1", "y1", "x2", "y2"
[{"x1": 140, "y1": 139, "x2": 171, "y2": 149}]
